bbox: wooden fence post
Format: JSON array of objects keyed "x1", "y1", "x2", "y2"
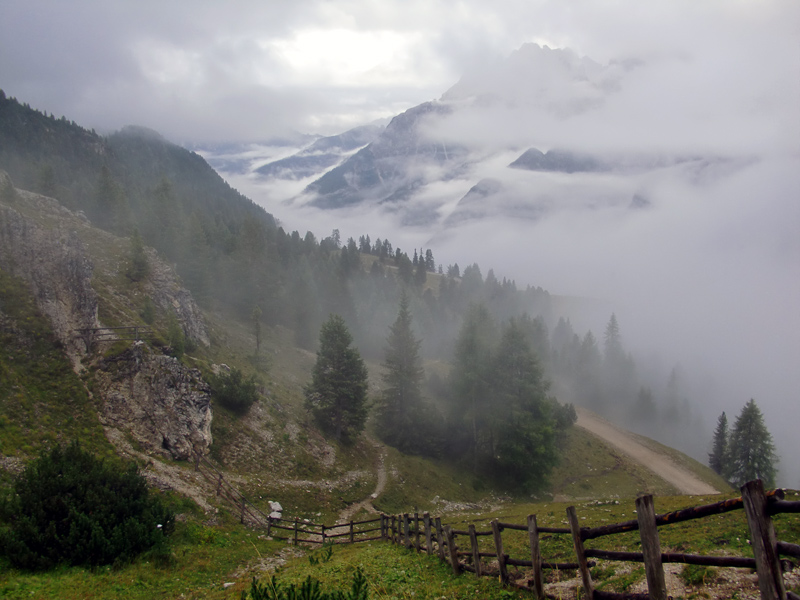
[
  {"x1": 527, "y1": 514, "x2": 545, "y2": 600},
  {"x1": 444, "y1": 525, "x2": 461, "y2": 575},
  {"x1": 414, "y1": 512, "x2": 421, "y2": 551},
  {"x1": 320, "y1": 523, "x2": 325, "y2": 544},
  {"x1": 350, "y1": 520, "x2": 355, "y2": 544},
  {"x1": 380, "y1": 514, "x2": 385, "y2": 540},
  {"x1": 216, "y1": 473, "x2": 223, "y2": 495},
  {"x1": 391, "y1": 515, "x2": 397, "y2": 543},
  {"x1": 435, "y1": 517, "x2": 446, "y2": 561},
  {"x1": 636, "y1": 494, "x2": 668, "y2": 600},
  {"x1": 567, "y1": 505, "x2": 594, "y2": 599},
  {"x1": 294, "y1": 517, "x2": 299, "y2": 545},
  {"x1": 424, "y1": 512, "x2": 432, "y2": 555},
  {"x1": 491, "y1": 519, "x2": 509, "y2": 585},
  {"x1": 403, "y1": 513, "x2": 411, "y2": 549},
  {"x1": 742, "y1": 479, "x2": 786, "y2": 600},
  {"x1": 469, "y1": 524, "x2": 483, "y2": 577}
]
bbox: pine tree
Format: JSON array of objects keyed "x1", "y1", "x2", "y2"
[
  {"x1": 127, "y1": 228, "x2": 150, "y2": 282},
  {"x1": 726, "y1": 399, "x2": 778, "y2": 487},
  {"x1": 375, "y1": 294, "x2": 425, "y2": 452},
  {"x1": 450, "y1": 304, "x2": 496, "y2": 469},
  {"x1": 708, "y1": 412, "x2": 728, "y2": 475},
  {"x1": 304, "y1": 315, "x2": 369, "y2": 443},
  {"x1": 489, "y1": 319, "x2": 559, "y2": 491}
]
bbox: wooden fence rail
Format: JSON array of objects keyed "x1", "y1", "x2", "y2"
[
  {"x1": 190, "y1": 452, "x2": 796, "y2": 600},
  {"x1": 382, "y1": 481, "x2": 798, "y2": 600}
]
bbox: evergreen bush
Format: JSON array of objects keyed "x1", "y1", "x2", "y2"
[
  {"x1": 0, "y1": 441, "x2": 174, "y2": 570},
  {"x1": 212, "y1": 367, "x2": 259, "y2": 414}
]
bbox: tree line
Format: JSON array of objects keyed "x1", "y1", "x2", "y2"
[{"x1": 304, "y1": 296, "x2": 577, "y2": 494}]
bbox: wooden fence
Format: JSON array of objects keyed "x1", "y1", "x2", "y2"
[
  {"x1": 192, "y1": 451, "x2": 385, "y2": 545},
  {"x1": 383, "y1": 480, "x2": 800, "y2": 600},
  {"x1": 191, "y1": 451, "x2": 798, "y2": 600}
]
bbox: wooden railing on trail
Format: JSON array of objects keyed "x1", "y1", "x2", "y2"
[
  {"x1": 75, "y1": 325, "x2": 154, "y2": 348},
  {"x1": 190, "y1": 450, "x2": 797, "y2": 600},
  {"x1": 381, "y1": 480, "x2": 799, "y2": 600},
  {"x1": 191, "y1": 451, "x2": 384, "y2": 545}
]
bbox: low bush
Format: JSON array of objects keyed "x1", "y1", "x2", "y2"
[
  {"x1": 0, "y1": 441, "x2": 174, "y2": 570},
  {"x1": 212, "y1": 367, "x2": 259, "y2": 414}
]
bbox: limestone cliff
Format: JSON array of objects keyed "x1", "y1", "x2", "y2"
[
  {"x1": 0, "y1": 172, "x2": 213, "y2": 460},
  {"x1": 97, "y1": 344, "x2": 212, "y2": 460}
]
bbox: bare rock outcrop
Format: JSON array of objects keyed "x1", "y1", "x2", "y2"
[
  {"x1": 0, "y1": 189, "x2": 100, "y2": 365},
  {"x1": 97, "y1": 344, "x2": 213, "y2": 459},
  {"x1": 145, "y1": 253, "x2": 210, "y2": 348}
]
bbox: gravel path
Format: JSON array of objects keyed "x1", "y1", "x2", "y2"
[{"x1": 575, "y1": 408, "x2": 720, "y2": 496}]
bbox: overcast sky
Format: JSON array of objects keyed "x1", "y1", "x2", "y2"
[{"x1": 2, "y1": 0, "x2": 798, "y2": 143}]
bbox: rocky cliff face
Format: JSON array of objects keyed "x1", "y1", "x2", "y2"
[
  {"x1": 97, "y1": 344, "x2": 212, "y2": 460},
  {"x1": 0, "y1": 185, "x2": 100, "y2": 364},
  {"x1": 0, "y1": 173, "x2": 213, "y2": 460}
]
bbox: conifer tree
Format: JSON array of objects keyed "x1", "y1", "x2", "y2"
[
  {"x1": 304, "y1": 315, "x2": 369, "y2": 443},
  {"x1": 489, "y1": 318, "x2": 559, "y2": 491},
  {"x1": 375, "y1": 294, "x2": 424, "y2": 452},
  {"x1": 726, "y1": 399, "x2": 778, "y2": 487},
  {"x1": 708, "y1": 411, "x2": 728, "y2": 475}
]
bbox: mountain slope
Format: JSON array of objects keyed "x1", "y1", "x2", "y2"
[{"x1": 575, "y1": 408, "x2": 723, "y2": 495}]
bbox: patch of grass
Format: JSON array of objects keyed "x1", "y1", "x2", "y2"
[
  {"x1": 550, "y1": 426, "x2": 680, "y2": 499},
  {"x1": 265, "y1": 542, "x2": 528, "y2": 600},
  {"x1": 0, "y1": 268, "x2": 112, "y2": 461},
  {"x1": 679, "y1": 563, "x2": 717, "y2": 586}
]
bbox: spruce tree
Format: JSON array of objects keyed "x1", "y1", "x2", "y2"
[
  {"x1": 726, "y1": 399, "x2": 778, "y2": 487},
  {"x1": 304, "y1": 315, "x2": 369, "y2": 443},
  {"x1": 490, "y1": 318, "x2": 559, "y2": 491},
  {"x1": 708, "y1": 412, "x2": 728, "y2": 475},
  {"x1": 375, "y1": 294, "x2": 424, "y2": 452}
]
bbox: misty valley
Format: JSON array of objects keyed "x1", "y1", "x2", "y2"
[{"x1": 0, "y1": 39, "x2": 796, "y2": 600}]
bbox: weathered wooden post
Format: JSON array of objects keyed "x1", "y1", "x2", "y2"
[
  {"x1": 320, "y1": 523, "x2": 326, "y2": 544},
  {"x1": 491, "y1": 519, "x2": 509, "y2": 585},
  {"x1": 468, "y1": 524, "x2": 483, "y2": 577},
  {"x1": 567, "y1": 505, "x2": 594, "y2": 599},
  {"x1": 444, "y1": 525, "x2": 461, "y2": 575},
  {"x1": 380, "y1": 514, "x2": 385, "y2": 540},
  {"x1": 403, "y1": 513, "x2": 411, "y2": 549},
  {"x1": 527, "y1": 514, "x2": 545, "y2": 599},
  {"x1": 424, "y1": 512, "x2": 433, "y2": 554},
  {"x1": 414, "y1": 512, "x2": 421, "y2": 551},
  {"x1": 294, "y1": 517, "x2": 299, "y2": 544},
  {"x1": 216, "y1": 473, "x2": 223, "y2": 495},
  {"x1": 742, "y1": 479, "x2": 786, "y2": 600},
  {"x1": 435, "y1": 517, "x2": 446, "y2": 561},
  {"x1": 391, "y1": 515, "x2": 397, "y2": 543},
  {"x1": 636, "y1": 494, "x2": 668, "y2": 600}
]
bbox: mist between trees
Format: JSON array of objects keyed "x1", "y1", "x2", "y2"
[{"x1": 0, "y1": 91, "x2": 776, "y2": 485}]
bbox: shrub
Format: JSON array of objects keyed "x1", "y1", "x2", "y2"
[
  {"x1": 243, "y1": 568, "x2": 368, "y2": 600},
  {"x1": 679, "y1": 564, "x2": 717, "y2": 586},
  {"x1": 0, "y1": 441, "x2": 174, "y2": 570},
  {"x1": 212, "y1": 367, "x2": 259, "y2": 414}
]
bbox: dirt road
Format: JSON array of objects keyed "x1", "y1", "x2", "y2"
[{"x1": 576, "y1": 408, "x2": 719, "y2": 496}]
